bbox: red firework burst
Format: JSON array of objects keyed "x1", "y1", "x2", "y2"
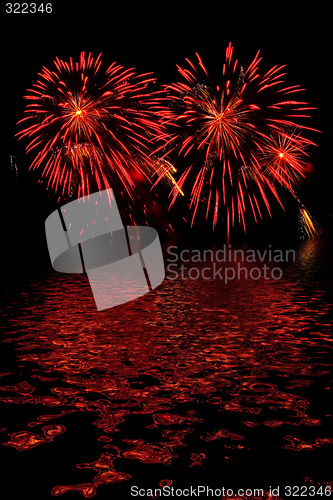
[
  {"x1": 157, "y1": 43, "x2": 318, "y2": 236},
  {"x1": 258, "y1": 128, "x2": 316, "y2": 191},
  {"x1": 16, "y1": 52, "x2": 163, "y2": 201}
]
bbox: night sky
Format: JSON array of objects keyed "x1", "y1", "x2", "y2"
[{"x1": 1, "y1": 0, "x2": 331, "y2": 263}]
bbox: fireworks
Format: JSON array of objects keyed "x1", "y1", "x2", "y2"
[
  {"x1": 157, "y1": 43, "x2": 318, "y2": 236},
  {"x1": 258, "y1": 129, "x2": 316, "y2": 191},
  {"x1": 17, "y1": 52, "x2": 163, "y2": 200},
  {"x1": 16, "y1": 46, "x2": 321, "y2": 238}
]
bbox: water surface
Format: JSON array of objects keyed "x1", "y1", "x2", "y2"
[{"x1": 1, "y1": 240, "x2": 333, "y2": 499}]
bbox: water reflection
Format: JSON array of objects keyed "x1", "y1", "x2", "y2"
[{"x1": 0, "y1": 240, "x2": 333, "y2": 498}]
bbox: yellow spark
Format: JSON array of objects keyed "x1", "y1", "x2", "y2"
[
  {"x1": 301, "y1": 208, "x2": 321, "y2": 238},
  {"x1": 170, "y1": 176, "x2": 185, "y2": 196},
  {"x1": 156, "y1": 159, "x2": 185, "y2": 196}
]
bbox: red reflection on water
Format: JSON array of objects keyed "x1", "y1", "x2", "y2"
[
  {"x1": 4, "y1": 424, "x2": 65, "y2": 450},
  {"x1": 159, "y1": 478, "x2": 173, "y2": 487},
  {"x1": 1, "y1": 241, "x2": 333, "y2": 496},
  {"x1": 52, "y1": 483, "x2": 97, "y2": 498},
  {"x1": 282, "y1": 435, "x2": 333, "y2": 451},
  {"x1": 123, "y1": 439, "x2": 175, "y2": 464},
  {"x1": 52, "y1": 453, "x2": 131, "y2": 498},
  {"x1": 203, "y1": 428, "x2": 245, "y2": 442},
  {"x1": 189, "y1": 452, "x2": 205, "y2": 467},
  {"x1": 0, "y1": 380, "x2": 35, "y2": 395}
]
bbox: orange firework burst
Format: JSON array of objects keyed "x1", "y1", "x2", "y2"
[
  {"x1": 16, "y1": 52, "x2": 163, "y2": 201},
  {"x1": 157, "y1": 43, "x2": 318, "y2": 236}
]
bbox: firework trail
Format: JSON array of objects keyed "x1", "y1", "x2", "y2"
[
  {"x1": 157, "y1": 43, "x2": 318, "y2": 236},
  {"x1": 17, "y1": 52, "x2": 163, "y2": 202},
  {"x1": 299, "y1": 206, "x2": 324, "y2": 238}
]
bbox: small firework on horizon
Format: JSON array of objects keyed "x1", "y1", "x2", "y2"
[{"x1": 157, "y1": 43, "x2": 319, "y2": 237}]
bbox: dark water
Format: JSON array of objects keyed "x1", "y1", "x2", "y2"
[{"x1": 1, "y1": 240, "x2": 333, "y2": 499}]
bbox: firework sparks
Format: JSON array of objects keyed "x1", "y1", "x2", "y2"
[
  {"x1": 152, "y1": 157, "x2": 185, "y2": 197},
  {"x1": 258, "y1": 128, "x2": 316, "y2": 191},
  {"x1": 299, "y1": 207, "x2": 323, "y2": 239},
  {"x1": 17, "y1": 52, "x2": 163, "y2": 201},
  {"x1": 158, "y1": 43, "x2": 318, "y2": 236}
]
